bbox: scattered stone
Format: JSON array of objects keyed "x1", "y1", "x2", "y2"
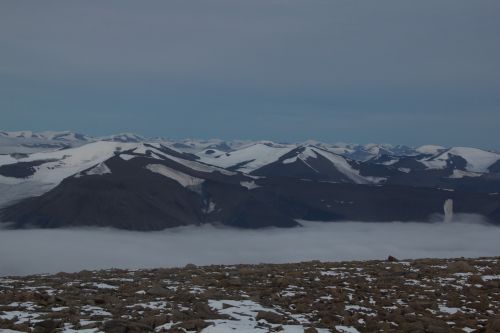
[{"x1": 0, "y1": 256, "x2": 497, "y2": 333}]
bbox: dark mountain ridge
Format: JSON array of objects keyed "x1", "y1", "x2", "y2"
[{"x1": 1, "y1": 136, "x2": 499, "y2": 230}]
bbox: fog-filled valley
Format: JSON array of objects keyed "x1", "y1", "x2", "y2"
[{"x1": 1, "y1": 218, "x2": 499, "y2": 276}]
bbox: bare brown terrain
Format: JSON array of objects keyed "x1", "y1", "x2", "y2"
[{"x1": 1, "y1": 256, "x2": 499, "y2": 333}]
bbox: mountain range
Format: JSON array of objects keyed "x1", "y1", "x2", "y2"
[{"x1": 1, "y1": 130, "x2": 499, "y2": 230}]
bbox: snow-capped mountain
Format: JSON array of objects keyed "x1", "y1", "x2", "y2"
[
  {"x1": 0, "y1": 130, "x2": 92, "y2": 154},
  {"x1": 1, "y1": 130, "x2": 500, "y2": 230},
  {"x1": 251, "y1": 145, "x2": 369, "y2": 184},
  {"x1": 100, "y1": 133, "x2": 146, "y2": 143},
  {"x1": 196, "y1": 142, "x2": 296, "y2": 173},
  {"x1": 421, "y1": 147, "x2": 500, "y2": 174}
]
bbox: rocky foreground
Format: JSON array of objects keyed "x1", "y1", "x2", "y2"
[{"x1": 0, "y1": 257, "x2": 499, "y2": 333}]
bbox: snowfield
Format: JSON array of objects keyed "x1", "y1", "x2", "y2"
[{"x1": 0, "y1": 141, "x2": 137, "y2": 185}]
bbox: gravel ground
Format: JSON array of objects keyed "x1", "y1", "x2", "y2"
[{"x1": 0, "y1": 256, "x2": 499, "y2": 333}]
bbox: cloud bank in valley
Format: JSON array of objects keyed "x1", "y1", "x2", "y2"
[{"x1": 1, "y1": 217, "x2": 499, "y2": 276}]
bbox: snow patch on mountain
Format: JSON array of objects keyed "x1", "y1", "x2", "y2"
[
  {"x1": 84, "y1": 162, "x2": 111, "y2": 177},
  {"x1": 311, "y1": 147, "x2": 368, "y2": 184},
  {"x1": 448, "y1": 170, "x2": 482, "y2": 179},
  {"x1": 282, "y1": 148, "x2": 318, "y2": 165},
  {"x1": 166, "y1": 154, "x2": 236, "y2": 176},
  {"x1": 119, "y1": 154, "x2": 136, "y2": 161},
  {"x1": 0, "y1": 155, "x2": 17, "y2": 166},
  {"x1": 0, "y1": 141, "x2": 136, "y2": 185},
  {"x1": 197, "y1": 143, "x2": 295, "y2": 173},
  {"x1": 240, "y1": 181, "x2": 260, "y2": 190},
  {"x1": 102, "y1": 133, "x2": 145, "y2": 143},
  {"x1": 423, "y1": 147, "x2": 500, "y2": 173},
  {"x1": 416, "y1": 145, "x2": 446, "y2": 155},
  {"x1": 145, "y1": 164, "x2": 204, "y2": 190}
]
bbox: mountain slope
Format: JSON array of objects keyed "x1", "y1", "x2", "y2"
[
  {"x1": 252, "y1": 146, "x2": 368, "y2": 184},
  {"x1": 196, "y1": 142, "x2": 295, "y2": 173},
  {"x1": 0, "y1": 148, "x2": 301, "y2": 229},
  {"x1": 1, "y1": 133, "x2": 500, "y2": 230}
]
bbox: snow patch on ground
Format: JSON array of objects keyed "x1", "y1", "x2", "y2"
[
  {"x1": 335, "y1": 325, "x2": 361, "y2": 333},
  {"x1": 481, "y1": 275, "x2": 500, "y2": 281},
  {"x1": 203, "y1": 299, "x2": 329, "y2": 333}
]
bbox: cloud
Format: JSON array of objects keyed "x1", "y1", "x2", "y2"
[{"x1": 1, "y1": 217, "x2": 499, "y2": 276}]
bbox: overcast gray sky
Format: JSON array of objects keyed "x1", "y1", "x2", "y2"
[{"x1": 1, "y1": 1, "x2": 499, "y2": 148}]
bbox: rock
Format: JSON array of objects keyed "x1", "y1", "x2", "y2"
[
  {"x1": 400, "y1": 320, "x2": 424, "y2": 332},
  {"x1": 146, "y1": 285, "x2": 170, "y2": 297},
  {"x1": 486, "y1": 318, "x2": 500, "y2": 331},
  {"x1": 33, "y1": 320, "x2": 60, "y2": 333},
  {"x1": 192, "y1": 302, "x2": 219, "y2": 319},
  {"x1": 468, "y1": 274, "x2": 483, "y2": 284},
  {"x1": 103, "y1": 320, "x2": 152, "y2": 333},
  {"x1": 256, "y1": 311, "x2": 286, "y2": 324},
  {"x1": 304, "y1": 327, "x2": 318, "y2": 333},
  {"x1": 387, "y1": 255, "x2": 398, "y2": 262},
  {"x1": 139, "y1": 315, "x2": 169, "y2": 327},
  {"x1": 185, "y1": 263, "x2": 197, "y2": 269},
  {"x1": 390, "y1": 264, "x2": 405, "y2": 273},
  {"x1": 228, "y1": 277, "x2": 242, "y2": 286},
  {"x1": 175, "y1": 319, "x2": 209, "y2": 331},
  {"x1": 447, "y1": 261, "x2": 475, "y2": 273},
  {"x1": 427, "y1": 325, "x2": 448, "y2": 333},
  {"x1": 222, "y1": 303, "x2": 234, "y2": 309},
  {"x1": 171, "y1": 309, "x2": 191, "y2": 322}
]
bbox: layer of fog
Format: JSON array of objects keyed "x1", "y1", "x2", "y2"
[{"x1": 1, "y1": 216, "x2": 499, "y2": 276}]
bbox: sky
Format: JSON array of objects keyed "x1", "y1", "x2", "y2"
[
  {"x1": 1, "y1": 219, "x2": 499, "y2": 276},
  {"x1": 1, "y1": 1, "x2": 499, "y2": 149}
]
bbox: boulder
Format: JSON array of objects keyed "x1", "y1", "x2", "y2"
[
  {"x1": 103, "y1": 319, "x2": 152, "y2": 333},
  {"x1": 447, "y1": 261, "x2": 475, "y2": 273},
  {"x1": 33, "y1": 320, "x2": 60, "y2": 333},
  {"x1": 256, "y1": 311, "x2": 286, "y2": 324},
  {"x1": 175, "y1": 319, "x2": 209, "y2": 331},
  {"x1": 304, "y1": 328, "x2": 318, "y2": 333},
  {"x1": 146, "y1": 285, "x2": 170, "y2": 297}
]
